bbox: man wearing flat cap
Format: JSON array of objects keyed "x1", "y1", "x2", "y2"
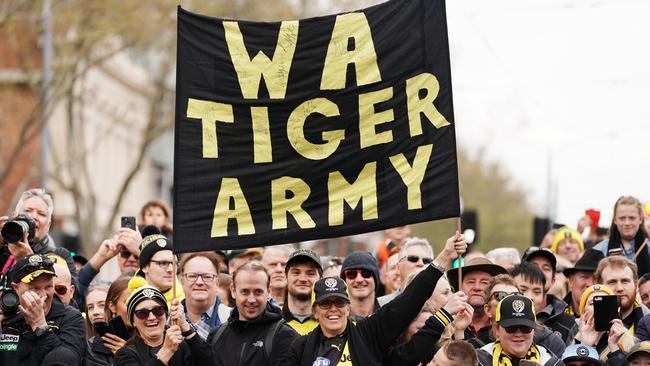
[
  {"x1": 447, "y1": 256, "x2": 507, "y2": 342},
  {"x1": 477, "y1": 295, "x2": 561, "y2": 366},
  {"x1": 0, "y1": 253, "x2": 85, "y2": 366}
]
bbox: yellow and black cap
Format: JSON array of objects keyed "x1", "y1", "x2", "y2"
[
  {"x1": 313, "y1": 277, "x2": 349, "y2": 304},
  {"x1": 139, "y1": 234, "x2": 172, "y2": 268},
  {"x1": 495, "y1": 294, "x2": 536, "y2": 328},
  {"x1": 10, "y1": 253, "x2": 56, "y2": 284}
]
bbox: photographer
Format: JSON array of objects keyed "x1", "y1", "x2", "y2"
[
  {"x1": 0, "y1": 188, "x2": 77, "y2": 279},
  {"x1": 0, "y1": 253, "x2": 86, "y2": 366}
]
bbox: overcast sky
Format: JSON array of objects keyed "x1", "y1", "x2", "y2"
[{"x1": 442, "y1": 0, "x2": 650, "y2": 227}]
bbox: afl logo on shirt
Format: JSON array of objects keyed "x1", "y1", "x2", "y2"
[{"x1": 312, "y1": 357, "x2": 330, "y2": 366}]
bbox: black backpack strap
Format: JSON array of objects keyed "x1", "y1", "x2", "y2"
[
  {"x1": 210, "y1": 322, "x2": 229, "y2": 350},
  {"x1": 264, "y1": 319, "x2": 285, "y2": 361}
]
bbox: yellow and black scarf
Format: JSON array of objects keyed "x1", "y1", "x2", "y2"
[{"x1": 491, "y1": 341, "x2": 541, "y2": 366}]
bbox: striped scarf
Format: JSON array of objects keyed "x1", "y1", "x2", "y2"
[{"x1": 491, "y1": 340, "x2": 541, "y2": 366}]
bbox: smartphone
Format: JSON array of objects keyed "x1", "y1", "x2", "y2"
[
  {"x1": 93, "y1": 321, "x2": 111, "y2": 336},
  {"x1": 121, "y1": 216, "x2": 136, "y2": 230},
  {"x1": 594, "y1": 295, "x2": 620, "y2": 332},
  {"x1": 608, "y1": 248, "x2": 624, "y2": 257},
  {"x1": 109, "y1": 316, "x2": 131, "y2": 340}
]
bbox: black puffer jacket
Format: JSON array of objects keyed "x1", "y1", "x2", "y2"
[
  {"x1": 285, "y1": 264, "x2": 444, "y2": 366},
  {"x1": 0, "y1": 297, "x2": 86, "y2": 366}
]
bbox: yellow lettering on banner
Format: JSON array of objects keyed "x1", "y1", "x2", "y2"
[
  {"x1": 287, "y1": 98, "x2": 344, "y2": 160},
  {"x1": 251, "y1": 107, "x2": 273, "y2": 163},
  {"x1": 321, "y1": 13, "x2": 381, "y2": 90},
  {"x1": 406, "y1": 73, "x2": 450, "y2": 136},
  {"x1": 186, "y1": 98, "x2": 234, "y2": 158},
  {"x1": 389, "y1": 144, "x2": 433, "y2": 210},
  {"x1": 224, "y1": 21, "x2": 298, "y2": 99},
  {"x1": 211, "y1": 178, "x2": 255, "y2": 237},
  {"x1": 328, "y1": 162, "x2": 378, "y2": 226},
  {"x1": 359, "y1": 87, "x2": 394, "y2": 149},
  {"x1": 271, "y1": 177, "x2": 316, "y2": 229}
]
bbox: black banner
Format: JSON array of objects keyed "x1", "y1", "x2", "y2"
[{"x1": 174, "y1": 0, "x2": 459, "y2": 253}]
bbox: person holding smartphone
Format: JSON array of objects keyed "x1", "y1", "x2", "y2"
[
  {"x1": 574, "y1": 284, "x2": 634, "y2": 361},
  {"x1": 84, "y1": 277, "x2": 133, "y2": 366}
]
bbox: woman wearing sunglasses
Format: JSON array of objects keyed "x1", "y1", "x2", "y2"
[
  {"x1": 285, "y1": 233, "x2": 467, "y2": 366},
  {"x1": 477, "y1": 294, "x2": 561, "y2": 366},
  {"x1": 85, "y1": 276, "x2": 133, "y2": 366},
  {"x1": 114, "y1": 285, "x2": 197, "y2": 366}
]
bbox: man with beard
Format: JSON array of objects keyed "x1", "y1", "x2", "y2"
[
  {"x1": 261, "y1": 244, "x2": 293, "y2": 308},
  {"x1": 562, "y1": 249, "x2": 603, "y2": 317},
  {"x1": 595, "y1": 256, "x2": 646, "y2": 331},
  {"x1": 282, "y1": 249, "x2": 322, "y2": 335},
  {"x1": 447, "y1": 257, "x2": 507, "y2": 342}
]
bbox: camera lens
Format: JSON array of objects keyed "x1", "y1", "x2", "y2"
[
  {"x1": 0, "y1": 289, "x2": 19, "y2": 314},
  {"x1": 1, "y1": 220, "x2": 28, "y2": 243}
]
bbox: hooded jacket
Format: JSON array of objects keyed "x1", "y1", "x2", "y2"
[
  {"x1": 0, "y1": 297, "x2": 86, "y2": 366},
  {"x1": 190, "y1": 302, "x2": 298, "y2": 366},
  {"x1": 285, "y1": 263, "x2": 444, "y2": 366},
  {"x1": 537, "y1": 294, "x2": 578, "y2": 344}
]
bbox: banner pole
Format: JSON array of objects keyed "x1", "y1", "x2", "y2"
[
  {"x1": 456, "y1": 217, "x2": 462, "y2": 291},
  {"x1": 172, "y1": 259, "x2": 178, "y2": 325}
]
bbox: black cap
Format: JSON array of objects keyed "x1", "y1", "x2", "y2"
[
  {"x1": 286, "y1": 248, "x2": 322, "y2": 273},
  {"x1": 139, "y1": 234, "x2": 173, "y2": 268},
  {"x1": 563, "y1": 249, "x2": 605, "y2": 277},
  {"x1": 10, "y1": 253, "x2": 56, "y2": 284},
  {"x1": 522, "y1": 247, "x2": 557, "y2": 272},
  {"x1": 313, "y1": 277, "x2": 349, "y2": 304},
  {"x1": 495, "y1": 294, "x2": 536, "y2": 328}
]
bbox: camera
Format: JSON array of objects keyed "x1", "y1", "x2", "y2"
[
  {"x1": 0, "y1": 273, "x2": 19, "y2": 317},
  {"x1": 1, "y1": 213, "x2": 36, "y2": 245}
]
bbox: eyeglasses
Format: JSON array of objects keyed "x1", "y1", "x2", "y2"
[
  {"x1": 490, "y1": 291, "x2": 522, "y2": 302},
  {"x1": 133, "y1": 305, "x2": 166, "y2": 320},
  {"x1": 55, "y1": 284, "x2": 68, "y2": 296},
  {"x1": 150, "y1": 260, "x2": 174, "y2": 268},
  {"x1": 184, "y1": 273, "x2": 216, "y2": 282},
  {"x1": 503, "y1": 325, "x2": 533, "y2": 334},
  {"x1": 317, "y1": 298, "x2": 349, "y2": 310},
  {"x1": 342, "y1": 268, "x2": 373, "y2": 280},
  {"x1": 119, "y1": 251, "x2": 139, "y2": 260},
  {"x1": 399, "y1": 255, "x2": 433, "y2": 265},
  {"x1": 566, "y1": 363, "x2": 597, "y2": 366}
]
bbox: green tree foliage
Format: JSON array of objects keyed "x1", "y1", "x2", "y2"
[{"x1": 411, "y1": 148, "x2": 534, "y2": 254}]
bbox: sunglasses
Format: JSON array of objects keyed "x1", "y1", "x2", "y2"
[
  {"x1": 490, "y1": 291, "x2": 522, "y2": 302},
  {"x1": 119, "y1": 251, "x2": 139, "y2": 260},
  {"x1": 317, "y1": 298, "x2": 349, "y2": 310},
  {"x1": 342, "y1": 268, "x2": 373, "y2": 280},
  {"x1": 399, "y1": 255, "x2": 433, "y2": 265},
  {"x1": 133, "y1": 305, "x2": 166, "y2": 320},
  {"x1": 55, "y1": 284, "x2": 68, "y2": 296},
  {"x1": 504, "y1": 325, "x2": 533, "y2": 334}
]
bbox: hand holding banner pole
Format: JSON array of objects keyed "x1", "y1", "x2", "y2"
[{"x1": 172, "y1": 259, "x2": 177, "y2": 325}]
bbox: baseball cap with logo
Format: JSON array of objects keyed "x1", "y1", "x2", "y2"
[
  {"x1": 313, "y1": 276, "x2": 349, "y2": 304},
  {"x1": 562, "y1": 345, "x2": 601, "y2": 366},
  {"x1": 10, "y1": 253, "x2": 56, "y2": 284},
  {"x1": 495, "y1": 294, "x2": 536, "y2": 328},
  {"x1": 286, "y1": 248, "x2": 322, "y2": 273}
]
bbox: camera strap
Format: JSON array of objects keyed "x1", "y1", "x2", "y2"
[{"x1": 1, "y1": 255, "x2": 15, "y2": 274}]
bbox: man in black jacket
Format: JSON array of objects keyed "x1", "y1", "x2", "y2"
[
  {"x1": 195, "y1": 260, "x2": 298, "y2": 366},
  {"x1": 0, "y1": 253, "x2": 86, "y2": 366}
]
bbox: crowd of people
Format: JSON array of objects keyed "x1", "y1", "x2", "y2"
[{"x1": 1, "y1": 188, "x2": 650, "y2": 366}]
